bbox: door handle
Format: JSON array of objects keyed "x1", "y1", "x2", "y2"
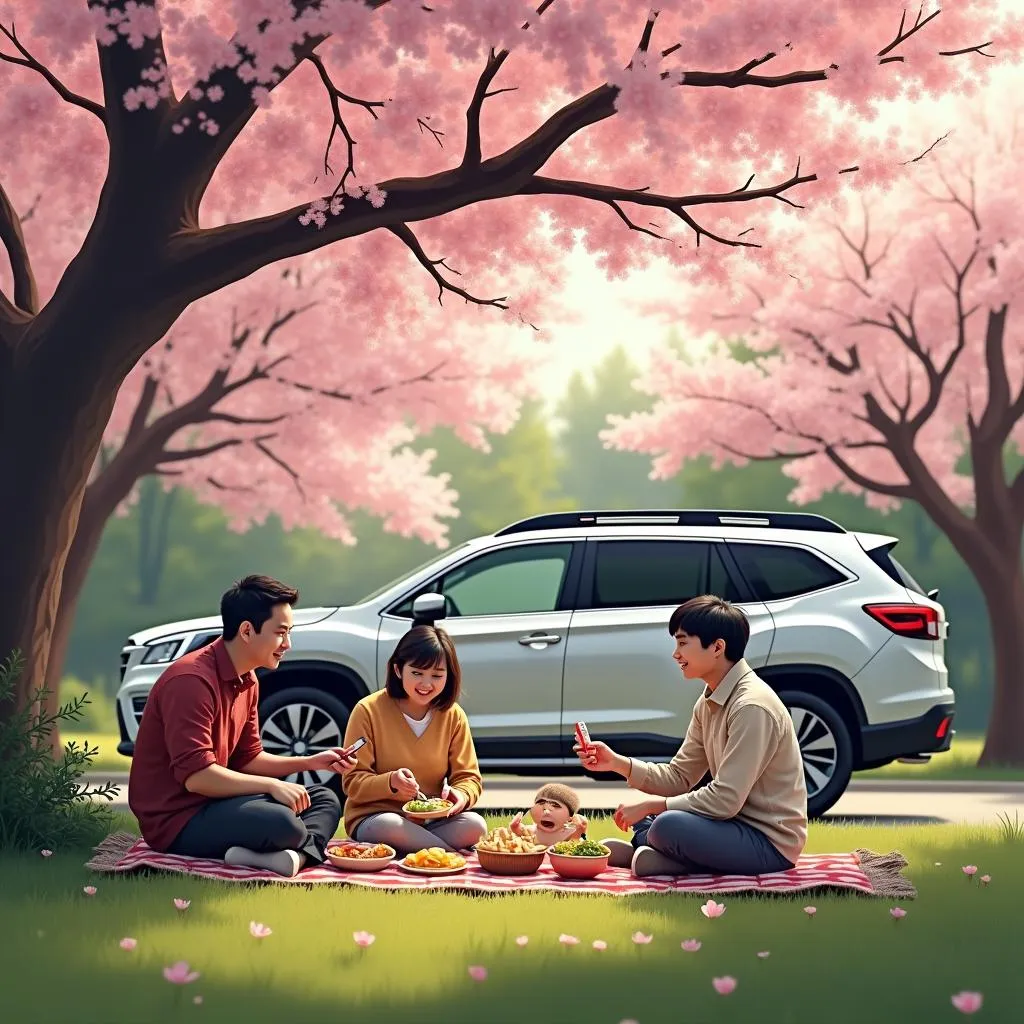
[{"x1": 518, "y1": 633, "x2": 562, "y2": 646}]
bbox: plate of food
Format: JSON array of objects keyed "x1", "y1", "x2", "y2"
[
  {"x1": 547, "y1": 838, "x2": 611, "y2": 880},
  {"x1": 398, "y1": 847, "x2": 468, "y2": 875},
  {"x1": 475, "y1": 827, "x2": 547, "y2": 876},
  {"x1": 325, "y1": 841, "x2": 396, "y2": 872},
  {"x1": 401, "y1": 797, "x2": 452, "y2": 821}
]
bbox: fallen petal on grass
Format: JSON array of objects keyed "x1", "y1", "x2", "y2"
[
  {"x1": 119, "y1": 938, "x2": 137, "y2": 951},
  {"x1": 592, "y1": 940, "x2": 607, "y2": 951},
  {"x1": 40, "y1": 850, "x2": 53, "y2": 858},
  {"x1": 803, "y1": 906, "x2": 817, "y2": 917},
  {"x1": 890, "y1": 907, "x2": 907, "y2": 920},
  {"x1": 249, "y1": 921, "x2": 272, "y2": 939},
  {"x1": 631, "y1": 932, "x2": 653, "y2": 945},
  {"x1": 353, "y1": 931, "x2": 375, "y2": 947},
  {"x1": 700, "y1": 900, "x2": 726, "y2": 919},
  {"x1": 980, "y1": 875, "x2": 991, "y2": 885},
  {"x1": 713, "y1": 976, "x2": 737, "y2": 995},
  {"x1": 515, "y1": 935, "x2": 528, "y2": 947},
  {"x1": 174, "y1": 898, "x2": 191, "y2": 911},
  {"x1": 163, "y1": 962, "x2": 200, "y2": 985},
  {"x1": 82, "y1": 886, "x2": 96, "y2": 896},
  {"x1": 468, "y1": 965, "x2": 487, "y2": 982},
  {"x1": 757, "y1": 950, "x2": 771, "y2": 958},
  {"x1": 558, "y1": 934, "x2": 579, "y2": 946},
  {"x1": 961, "y1": 865, "x2": 977, "y2": 878},
  {"x1": 681, "y1": 939, "x2": 702, "y2": 952},
  {"x1": 951, "y1": 991, "x2": 983, "y2": 1014}
]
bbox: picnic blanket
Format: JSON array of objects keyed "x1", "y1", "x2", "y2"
[{"x1": 85, "y1": 833, "x2": 917, "y2": 899}]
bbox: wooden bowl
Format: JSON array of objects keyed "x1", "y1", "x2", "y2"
[
  {"x1": 325, "y1": 841, "x2": 396, "y2": 873},
  {"x1": 401, "y1": 801, "x2": 451, "y2": 821},
  {"x1": 548, "y1": 847, "x2": 611, "y2": 880},
  {"x1": 475, "y1": 847, "x2": 547, "y2": 876}
]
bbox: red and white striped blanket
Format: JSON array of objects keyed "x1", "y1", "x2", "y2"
[{"x1": 86, "y1": 833, "x2": 916, "y2": 899}]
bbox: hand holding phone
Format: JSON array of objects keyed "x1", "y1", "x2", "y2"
[
  {"x1": 574, "y1": 722, "x2": 592, "y2": 752},
  {"x1": 343, "y1": 736, "x2": 368, "y2": 757}
]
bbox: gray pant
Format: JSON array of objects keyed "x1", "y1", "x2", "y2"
[
  {"x1": 352, "y1": 811, "x2": 487, "y2": 854},
  {"x1": 633, "y1": 811, "x2": 793, "y2": 874}
]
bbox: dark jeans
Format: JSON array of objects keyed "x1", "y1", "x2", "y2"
[
  {"x1": 168, "y1": 785, "x2": 341, "y2": 866},
  {"x1": 633, "y1": 811, "x2": 793, "y2": 875}
]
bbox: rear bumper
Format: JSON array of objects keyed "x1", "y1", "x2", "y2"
[{"x1": 859, "y1": 702, "x2": 955, "y2": 765}]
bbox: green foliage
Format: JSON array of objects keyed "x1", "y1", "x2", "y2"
[
  {"x1": 0, "y1": 652, "x2": 117, "y2": 852},
  {"x1": 59, "y1": 677, "x2": 117, "y2": 734}
]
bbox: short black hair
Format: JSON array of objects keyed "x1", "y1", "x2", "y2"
[
  {"x1": 385, "y1": 625, "x2": 462, "y2": 711},
  {"x1": 221, "y1": 575, "x2": 299, "y2": 641},
  {"x1": 668, "y1": 595, "x2": 749, "y2": 662}
]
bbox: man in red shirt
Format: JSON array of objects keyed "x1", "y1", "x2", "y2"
[{"x1": 129, "y1": 575, "x2": 356, "y2": 877}]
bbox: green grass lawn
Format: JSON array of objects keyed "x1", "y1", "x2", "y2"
[
  {"x1": 3, "y1": 812, "x2": 1022, "y2": 1024},
  {"x1": 70, "y1": 730, "x2": 1024, "y2": 782}
]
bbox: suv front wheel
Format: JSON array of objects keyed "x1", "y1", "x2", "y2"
[
  {"x1": 258, "y1": 687, "x2": 351, "y2": 797},
  {"x1": 777, "y1": 690, "x2": 853, "y2": 820}
]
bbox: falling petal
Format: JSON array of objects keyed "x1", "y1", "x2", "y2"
[
  {"x1": 681, "y1": 939, "x2": 702, "y2": 952},
  {"x1": 713, "y1": 976, "x2": 737, "y2": 995},
  {"x1": 119, "y1": 938, "x2": 137, "y2": 951},
  {"x1": 468, "y1": 965, "x2": 488, "y2": 982},
  {"x1": 249, "y1": 921, "x2": 272, "y2": 939},
  {"x1": 353, "y1": 931, "x2": 375, "y2": 947}
]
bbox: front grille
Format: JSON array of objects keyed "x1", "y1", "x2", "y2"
[{"x1": 132, "y1": 695, "x2": 148, "y2": 728}]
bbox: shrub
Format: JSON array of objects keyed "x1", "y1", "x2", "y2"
[
  {"x1": 0, "y1": 651, "x2": 117, "y2": 852},
  {"x1": 58, "y1": 676, "x2": 117, "y2": 734}
]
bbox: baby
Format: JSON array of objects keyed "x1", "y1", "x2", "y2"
[{"x1": 510, "y1": 783, "x2": 588, "y2": 848}]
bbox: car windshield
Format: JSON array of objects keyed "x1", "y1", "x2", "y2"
[{"x1": 354, "y1": 542, "x2": 472, "y2": 604}]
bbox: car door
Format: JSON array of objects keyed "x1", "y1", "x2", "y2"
[
  {"x1": 560, "y1": 538, "x2": 774, "y2": 759},
  {"x1": 377, "y1": 540, "x2": 582, "y2": 768}
]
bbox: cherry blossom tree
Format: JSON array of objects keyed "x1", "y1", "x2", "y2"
[
  {"x1": 0, "y1": 0, "x2": 1018, "y2": 717},
  {"x1": 36, "y1": 260, "x2": 535, "y2": 743},
  {"x1": 605, "y1": 80, "x2": 1024, "y2": 765}
]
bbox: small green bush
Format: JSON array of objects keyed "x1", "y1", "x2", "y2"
[
  {"x1": 58, "y1": 676, "x2": 117, "y2": 734},
  {"x1": 0, "y1": 651, "x2": 117, "y2": 852}
]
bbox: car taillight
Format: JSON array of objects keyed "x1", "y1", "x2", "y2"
[{"x1": 863, "y1": 603, "x2": 940, "y2": 640}]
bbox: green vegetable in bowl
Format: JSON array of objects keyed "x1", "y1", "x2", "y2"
[
  {"x1": 405, "y1": 798, "x2": 449, "y2": 813},
  {"x1": 550, "y1": 838, "x2": 610, "y2": 857}
]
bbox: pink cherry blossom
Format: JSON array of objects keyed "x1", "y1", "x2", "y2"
[
  {"x1": 804, "y1": 906, "x2": 817, "y2": 917},
  {"x1": 119, "y1": 938, "x2": 137, "y2": 951},
  {"x1": 681, "y1": 939, "x2": 702, "y2": 952},
  {"x1": 631, "y1": 932, "x2": 653, "y2": 945},
  {"x1": 951, "y1": 992, "x2": 984, "y2": 1014},
  {"x1": 82, "y1": 886, "x2": 96, "y2": 896},
  {"x1": 700, "y1": 901, "x2": 726, "y2": 919},
  {"x1": 515, "y1": 936, "x2": 529, "y2": 947},
  {"x1": 467, "y1": 965, "x2": 487, "y2": 982},
  {"x1": 890, "y1": 907, "x2": 907, "y2": 920},
  {"x1": 592, "y1": 940, "x2": 608, "y2": 951},
  {"x1": 353, "y1": 931, "x2": 375, "y2": 947},
  {"x1": 962, "y1": 866, "x2": 978, "y2": 878},
  {"x1": 558, "y1": 934, "x2": 579, "y2": 946},
  {"x1": 40, "y1": 850, "x2": 53, "y2": 858},
  {"x1": 249, "y1": 921, "x2": 272, "y2": 939},
  {"x1": 980, "y1": 875, "x2": 991, "y2": 885},
  {"x1": 163, "y1": 962, "x2": 200, "y2": 985},
  {"x1": 713, "y1": 976, "x2": 737, "y2": 995},
  {"x1": 174, "y1": 899, "x2": 191, "y2": 911},
  {"x1": 757, "y1": 951, "x2": 771, "y2": 958}
]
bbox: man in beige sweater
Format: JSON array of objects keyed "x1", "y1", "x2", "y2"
[{"x1": 575, "y1": 595, "x2": 808, "y2": 878}]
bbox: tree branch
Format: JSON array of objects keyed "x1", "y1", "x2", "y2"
[
  {"x1": 156, "y1": 437, "x2": 249, "y2": 465},
  {"x1": 0, "y1": 22, "x2": 106, "y2": 122},
  {"x1": 389, "y1": 224, "x2": 509, "y2": 309},
  {"x1": 461, "y1": 49, "x2": 510, "y2": 169},
  {"x1": 0, "y1": 180, "x2": 39, "y2": 314},
  {"x1": 255, "y1": 438, "x2": 306, "y2": 500},
  {"x1": 89, "y1": 0, "x2": 173, "y2": 156}
]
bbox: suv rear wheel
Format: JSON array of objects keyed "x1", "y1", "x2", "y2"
[
  {"x1": 777, "y1": 690, "x2": 853, "y2": 820},
  {"x1": 258, "y1": 687, "x2": 351, "y2": 798}
]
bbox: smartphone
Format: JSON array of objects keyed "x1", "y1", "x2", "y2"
[
  {"x1": 574, "y1": 722, "x2": 592, "y2": 751},
  {"x1": 343, "y1": 736, "x2": 367, "y2": 756}
]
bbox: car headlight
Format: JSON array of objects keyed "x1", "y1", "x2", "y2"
[{"x1": 141, "y1": 638, "x2": 184, "y2": 664}]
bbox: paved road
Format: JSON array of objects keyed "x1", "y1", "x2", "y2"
[{"x1": 83, "y1": 773, "x2": 1024, "y2": 826}]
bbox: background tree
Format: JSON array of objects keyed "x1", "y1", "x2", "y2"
[
  {"x1": 606, "y1": 81, "x2": 1024, "y2": 765},
  {"x1": 0, "y1": 0, "x2": 1011, "y2": 716}
]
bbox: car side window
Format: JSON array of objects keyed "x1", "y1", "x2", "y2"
[
  {"x1": 729, "y1": 542, "x2": 847, "y2": 600},
  {"x1": 590, "y1": 540, "x2": 710, "y2": 608},
  {"x1": 395, "y1": 544, "x2": 574, "y2": 618},
  {"x1": 708, "y1": 545, "x2": 743, "y2": 602}
]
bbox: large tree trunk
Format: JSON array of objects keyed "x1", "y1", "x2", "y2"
[{"x1": 976, "y1": 561, "x2": 1024, "y2": 767}]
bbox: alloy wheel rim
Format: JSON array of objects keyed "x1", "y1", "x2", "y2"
[
  {"x1": 260, "y1": 702, "x2": 344, "y2": 788},
  {"x1": 788, "y1": 706, "x2": 839, "y2": 797}
]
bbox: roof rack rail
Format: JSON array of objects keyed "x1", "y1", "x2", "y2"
[{"x1": 494, "y1": 509, "x2": 846, "y2": 536}]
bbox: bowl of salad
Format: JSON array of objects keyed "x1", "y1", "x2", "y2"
[
  {"x1": 547, "y1": 839, "x2": 612, "y2": 879},
  {"x1": 401, "y1": 797, "x2": 452, "y2": 821}
]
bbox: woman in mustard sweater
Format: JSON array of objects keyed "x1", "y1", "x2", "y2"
[{"x1": 341, "y1": 624, "x2": 487, "y2": 853}]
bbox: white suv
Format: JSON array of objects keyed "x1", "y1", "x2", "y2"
[{"x1": 115, "y1": 509, "x2": 955, "y2": 818}]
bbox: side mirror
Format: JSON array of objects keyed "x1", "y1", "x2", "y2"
[{"x1": 412, "y1": 592, "x2": 447, "y2": 626}]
